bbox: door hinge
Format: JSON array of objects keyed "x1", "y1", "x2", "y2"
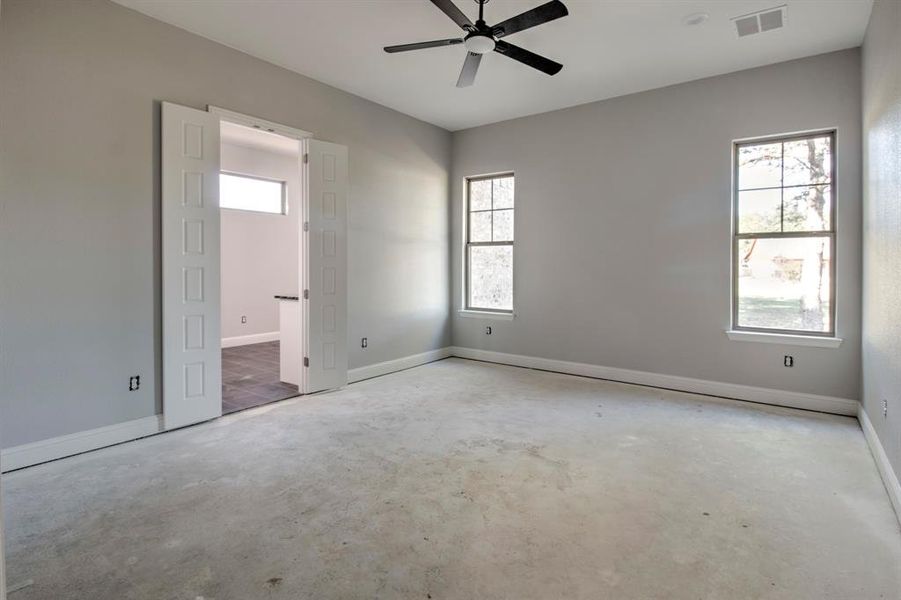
[
  {"x1": 303, "y1": 357, "x2": 309, "y2": 367},
  {"x1": 303, "y1": 221, "x2": 309, "y2": 232},
  {"x1": 303, "y1": 153, "x2": 309, "y2": 164},
  {"x1": 303, "y1": 289, "x2": 309, "y2": 300}
]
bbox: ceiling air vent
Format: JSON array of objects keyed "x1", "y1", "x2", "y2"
[{"x1": 732, "y1": 5, "x2": 786, "y2": 37}]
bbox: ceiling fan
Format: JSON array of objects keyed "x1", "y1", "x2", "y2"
[{"x1": 384, "y1": 0, "x2": 568, "y2": 88}]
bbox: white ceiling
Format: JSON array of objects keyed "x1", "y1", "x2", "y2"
[
  {"x1": 115, "y1": 0, "x2": 873, "y2": 131},
  {"x1": 221, "y1": 120, "x2": 300, "y2": 156}
]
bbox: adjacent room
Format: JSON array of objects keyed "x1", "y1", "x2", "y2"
[
  {"x1": 219, "y1": 120, "x2": 303, "y2": 414},
  {"x1": 1, "y1": 1, "x2": 899, "y2": 599}
]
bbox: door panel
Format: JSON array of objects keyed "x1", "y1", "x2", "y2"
[
  {"x1": 162, "y1": 102, "x2": 222, "y2": 429},
  {"x1": 304, "y1": 140, "x2": 348, "y2": 393}
]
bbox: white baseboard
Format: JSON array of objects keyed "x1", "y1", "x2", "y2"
[
  {"x1": 449, "y1": 346, "x2": 859, "y2": 416},
  {"x1": 0, "y1": 347, "x2": 451, "y2": 473},
  {"x1": 349, "y1": 347, "x2": 452, "y2": 383},
  {"x1": 859, "y1": 406, "x2": 901, "y2": 524},
  {"x1": 0, "y1": 346, "x2": 861, "y2": 476},
  {"x1": 0, "y1": 415, "x2": 164, "y2": 473},
  {"x1": 221, "y1": 331, "x2": 279, "y2": 348}
]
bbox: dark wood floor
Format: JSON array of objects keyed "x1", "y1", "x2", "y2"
[{"x1": 221, "y1": 341, "x2": 299, "y2": 414}]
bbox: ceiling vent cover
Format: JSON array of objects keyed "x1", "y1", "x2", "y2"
[{"x1": 732, "y1": 5, "x2": 786, "y2": 37}]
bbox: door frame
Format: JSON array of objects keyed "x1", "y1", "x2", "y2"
[
  {"x1": 208, "y1": 106, "x2": 313, "y2": 141},
  {"x1": 208, "y1": 105, "x2": 314, "y2": 402}
]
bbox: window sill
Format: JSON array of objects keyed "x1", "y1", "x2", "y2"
[
  {"x1": 725, "y1": 330, "x2": 842, "y2": 348},
  {"x1": 458, "y1": 310, "x2": 515, "y2": 321}
]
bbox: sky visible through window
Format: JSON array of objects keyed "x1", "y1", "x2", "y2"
[{"x1": 220, "y1": 173, "x2": 285, "y2": 214}]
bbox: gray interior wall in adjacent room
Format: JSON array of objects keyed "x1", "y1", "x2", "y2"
[
  {"x1": 451, "y1": 49, "x2": 862, "y2": 401},
  {"x1": 0, "y1": 0, "x2": 451, "y2": 449},
  {"x1": 862, "y1": 0, "x2": 901, "y2": 480},
  {"x1": 220, "y1": 142, "x2": 300, "y2": 340}
]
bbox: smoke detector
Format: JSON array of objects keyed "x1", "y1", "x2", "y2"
[{"x1": 732, "y1": 5, "x2": 786, "y2": 37}]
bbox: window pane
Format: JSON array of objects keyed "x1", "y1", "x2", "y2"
[
  {"x1": 738, "y1": 142, "x2": 782, "y2": 190},
  {"x1": 493, "y1": 209, "x2": 514, "y2": 241},
  {"x1": 469, "y1": 211, "x2": 492, "y2": 242},
  {"x1": 783, "y1": 136, "x2": 831, "y2": 187},
  {"x1": 737, "y1": 237, "x2": 832, "y2": 333},
  {"x1": 220, "y1": 173, "x2": 284, "y2": 214},
  {"x1": 737, "y1": 189, "x2": 781, "y2": 233},
  {"x1": 470, "y1": 179, "x2": 491, "y2": 211},
  {"x1": 469, "y1": 245, "x2": 512, "y2": 311},
  {"x1": 783, "y1": 185, "x2": 831, "y2": 232},
  {"x1": 493, "y1": 177, "x2": 514, "y2": 209}
]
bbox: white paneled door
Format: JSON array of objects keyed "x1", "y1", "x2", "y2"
[
  {"x1": 162, "y1": 102, "x2": 222, "y2": 429},
  {"x1": 303, "y1": 140, "x2": 348, "y2": 393}
]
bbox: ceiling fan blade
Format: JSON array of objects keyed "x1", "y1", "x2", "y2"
[
  {"x1": 430, "y1": 0, "x2": 474, "y2": 31},
  {"x1": 456, "y1": 52, "x2": 482, "y2": 87},
  {"x1": 492, "y1": 0, "x2": 569, "y2": 38},
  {"x1": 384, "y1": 38, "x2": 463, "y2": 53},
  {"x1": 494, "y1": 40, "x2": 562, "y2": 75}
]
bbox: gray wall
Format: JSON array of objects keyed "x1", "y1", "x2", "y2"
[
  {"x1": 0, "y1": 0, "x2": 451, "y2": 449},
  {"x1": 451, "y1": 49, "x2": 862, "y2": 400},
  {"x1": 220, "y1": 142, "x2": 300, "y2": 340},
  {"x1": 862, "y1": 0, "x2": 901, "y2": 480}
]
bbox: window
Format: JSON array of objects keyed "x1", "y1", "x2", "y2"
[
  {"x1": 465, "y1": 174, "x2": 514, "y2": 312},
  {"x1": 733, "y1": 131, "x2": 835, "y2": 335},
  {"x1": 219, "y1": 172, "x2": 286, "y2": 214}
]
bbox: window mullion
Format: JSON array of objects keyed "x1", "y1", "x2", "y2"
[
  {"x1": 780, "y1": 141, "x2": 785, "y2": 233},
  {"x1": 490, "y1": 178, "x2": 495, "y2": 242},
  {"x1": 736, "y1": 231, "x2": 833, "y2": 240}
]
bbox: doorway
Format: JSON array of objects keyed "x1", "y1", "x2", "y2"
[
  {"x1": 218, "y1": 121, "x2": 303, "y2": 414},
  {"x1": 161, "y1": 102, "x2": 348, "y2": 431}
]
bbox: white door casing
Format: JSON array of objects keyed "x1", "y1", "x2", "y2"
[
  {"x1": 162, "y1": 102, "x2": 222, "y2": 429},
  {"x1": 303, "y1": 140, "x2": 348, "y2": 393}
]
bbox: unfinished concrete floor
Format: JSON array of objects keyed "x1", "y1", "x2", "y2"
[{"x1": 3, "y1": 358, "x2": 901, "y2": 600}]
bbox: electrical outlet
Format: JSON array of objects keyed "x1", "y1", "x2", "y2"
[
  {"x1": 361, "y1": 337, "x2": 368, "y2": 349},
  {"x1": 486, "y1": 326, "x2": 492, "y2": 335},
  {"x1": 783, "y1": 355, "x2": 794, "y2": 368},
  {"x1": 883, "y1": 399, "x2": 889, "y2": 418},
  {"x1": 128, "y1": 375, "x2": 141, "y2": 391},
  {"x1": 241, "y1": 315, "x2": 247, "y2": 324}
]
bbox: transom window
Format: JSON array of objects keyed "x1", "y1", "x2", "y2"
[
  {"x1": 219, "y1": 172, "x2": 286, "y2": 214},
  {"x1": 466, "y1": 174, "x2": 514, "y2": 312},
  {"x1": 733, "y1": 131, "x2": 835, "y2": 335}
]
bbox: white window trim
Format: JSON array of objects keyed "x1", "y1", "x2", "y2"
[
  {"x1": 725, "y1": 329, "x2": 842, "y2": 348},
  {"x1": 458, "y1": 309, "x2": 515, "y2": 321},
  {"x1": 731, "y1": 129, "x2": 838, "y2": 338},
  {"x1": 464, "y1": 173, "x2": 515, "y2": 314}
]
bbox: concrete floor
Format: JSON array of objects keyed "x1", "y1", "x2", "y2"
[{"x1": 3, "y1": 358, "x2": 900, "y2": 600}]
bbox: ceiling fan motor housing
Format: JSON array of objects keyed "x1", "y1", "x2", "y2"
[{"x1": 464, "y1": 31, "x2": 496, "y2": 54}]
